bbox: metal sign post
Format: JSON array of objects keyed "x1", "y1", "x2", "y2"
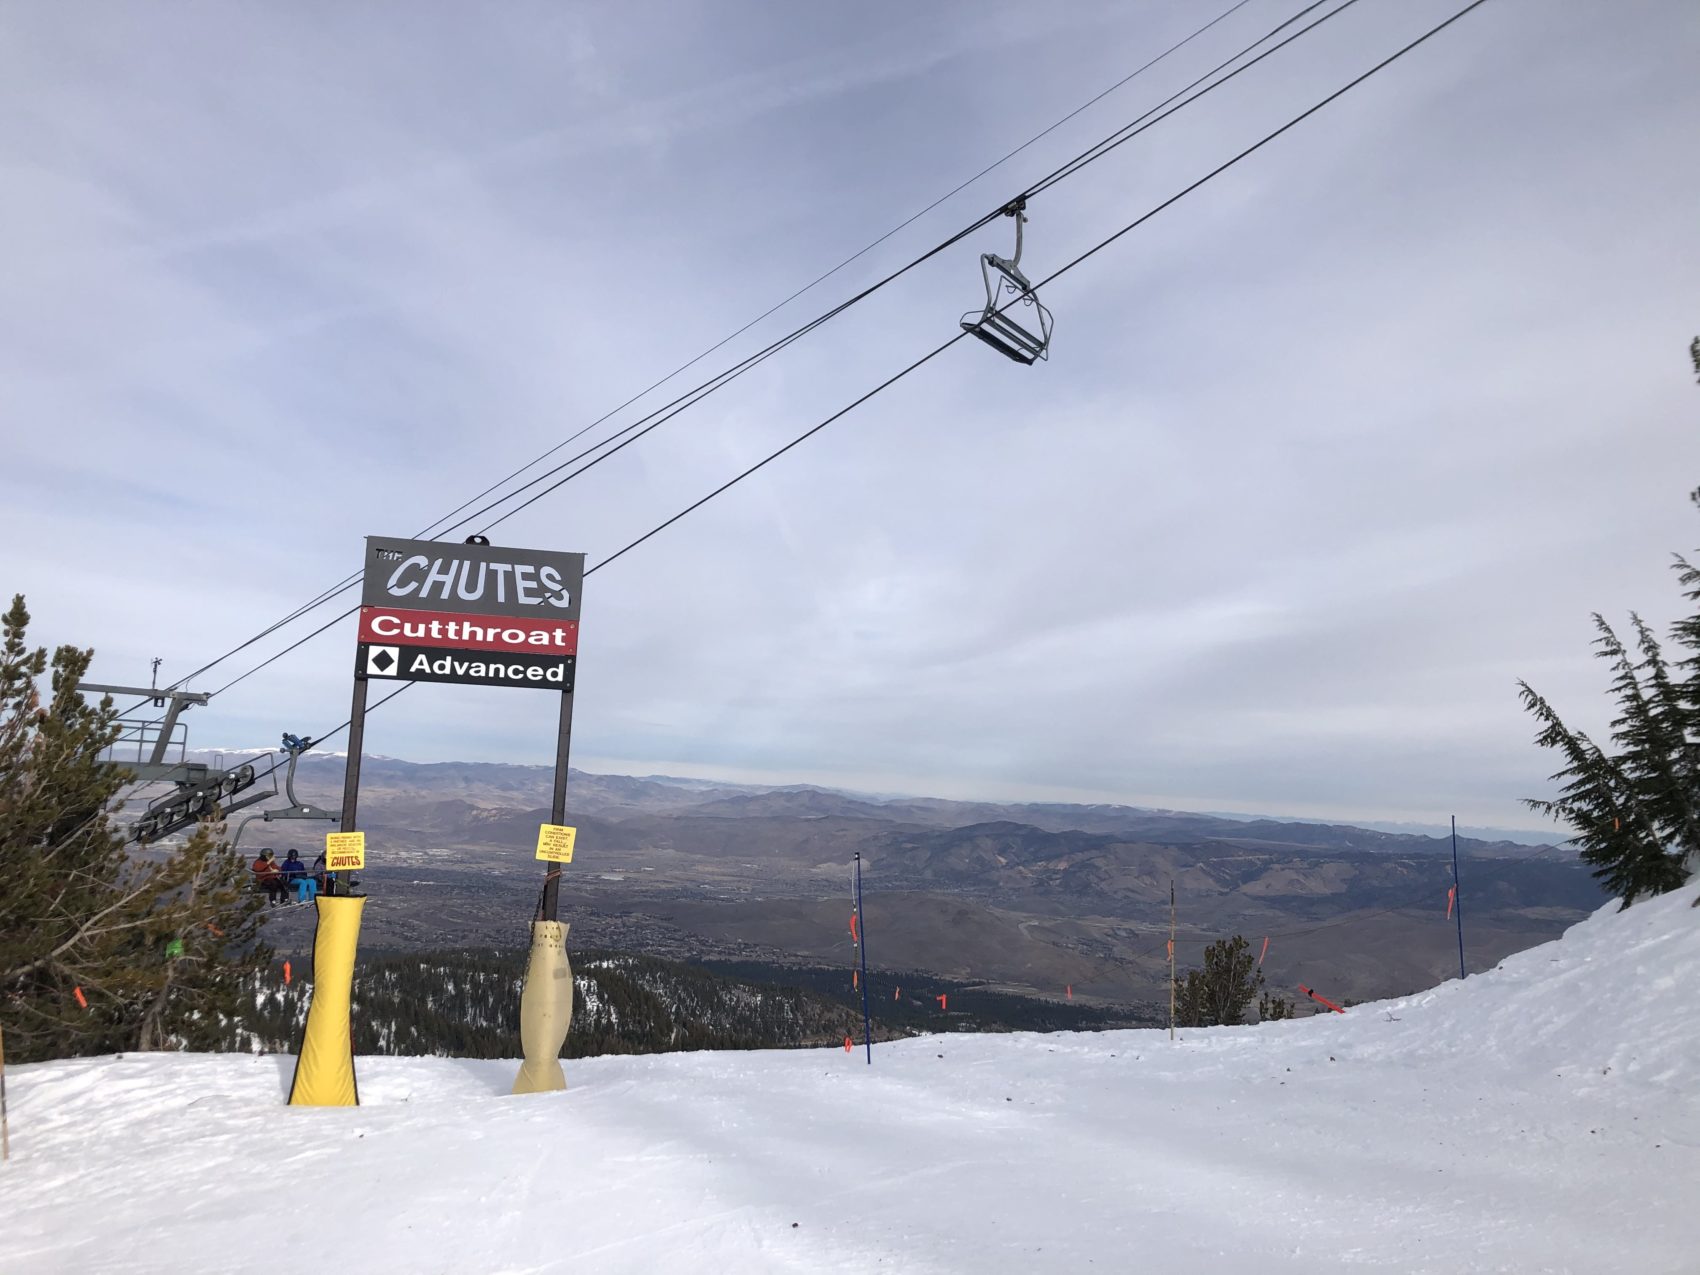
[
  {"x1": 329, "y1": 679, "x2": 368, "y2": 898},
  {"x1": 1451, "y1": 815, "x2": 1467, "y2": 980},
  {"x1": 1168, "y1": 880, "x2": 1177, "y2": 1041},
  {"x1": 515, "y1": 687, "x2": 578, "y2": 1093},
  {"x1": 539, "y1": 688, "x2": 576, "y2": 923},
  {"x1": 854, "y1": 853, "x2": 872, "y2": 1064}
]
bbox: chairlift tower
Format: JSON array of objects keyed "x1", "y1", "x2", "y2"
[{"x1": 78, "y1": 678, "x2": 270, "y2": 844}]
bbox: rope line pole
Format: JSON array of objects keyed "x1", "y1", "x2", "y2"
[
  {"x1": 855, "y1": 853, "x2": 873, "y2": 1064},
  {"x1": 1169, "y1": 880, "x2": 1177, "y2": 1041},
  {"x1": 1451, "y1": 815, "x2": 1466, "y2": 980}
]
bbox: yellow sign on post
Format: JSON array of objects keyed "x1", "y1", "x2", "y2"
[
  {"x1": 325, "y1": 831, "x2": 366, "y2": 872},
  {"x1": 536, "y1": 824, "x2": 577, "y2": 863}
]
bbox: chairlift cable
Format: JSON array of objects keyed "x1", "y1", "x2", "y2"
[
  {"x1": 121, "y1": 0, "x2": 1462, "y2": 755},
  {"x1": 408, "y1": 0, "x2": 1274, "y2": 543},
  {"x1": 209, "y1": 605, "x2": 363, "y2": 698},
  {"x1": 125, "y1": 0, "x2": 1361, "y2": 717},
  {"x1": 118, "y1": 0, "x2": 1265, "y2": 713},
  {"x1": 581, "y1": 0, "x2": 1495, "y2": 573},
  {"x1": 469, "y1": 0, "x2": 1366, "y2": 536},
  {"x1": 133, "y1": 0, "x2": 1446, "y2": 726},
  {"x1": 361, "y1": 0, "x2": 1294, "y2": 545}
]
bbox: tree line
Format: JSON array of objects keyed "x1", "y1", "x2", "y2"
[{"x1": 233, "y1": 949, "x2": 884, "y2": 1058}]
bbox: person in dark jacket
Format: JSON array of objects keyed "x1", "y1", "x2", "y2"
[{"x1": 280, "y1": 849, "x2": 314, "y2": 902}]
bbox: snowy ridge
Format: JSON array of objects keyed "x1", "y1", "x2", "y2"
[{"x1": 2, "y1": 886, "x2": 1697, "y2": 1274}]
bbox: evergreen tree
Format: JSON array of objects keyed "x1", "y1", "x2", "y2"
[
  {"x1": 0, "y1": 595, "x2": 270, "y2": 1061},
  {"x1": 1258, "y1": 990, "x2": 1294, "y2": 1022},
  {"x1": 133, "y1": 822, "x2": 272, "y2": 1051},
  {"x1": 1518, "y1": 617, "x2": 1694, "y2": 905},
  {"x1": 1518, "y1": 340, "x2": 1700, "y2": 907},
  {"x1": 1518, "y1": 567, "x2": 1700, "y2": 905},
  {"x1": 1174, "y1": 967, "x2": 1208, "y2": 1029},
  {"x1": 1173, "y1": 935, "x2": 1264, "y2": 1027}
]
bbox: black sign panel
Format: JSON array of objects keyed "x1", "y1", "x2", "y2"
[
  {"x1": 358, "y1": 642, "x2": 576, "y2": 691},
  {"x1": 361, "y1": 537, "x2": 585, "y2": 622}
]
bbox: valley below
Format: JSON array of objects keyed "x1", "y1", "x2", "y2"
[{"x1": 200, "y1": 754, "x2": 1601, "y2": 1010}]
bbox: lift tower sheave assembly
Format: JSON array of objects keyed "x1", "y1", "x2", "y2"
[
  {"x1": 80, "y1": 680, "x2": 268, "y2": 843},
  {"x1": 82, "y1": 682, "x2": 209, "y2": 784}
]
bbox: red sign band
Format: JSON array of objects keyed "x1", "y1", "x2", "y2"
[{"x1": 358, "y1": 606, "x2": 579, "y2": 656}]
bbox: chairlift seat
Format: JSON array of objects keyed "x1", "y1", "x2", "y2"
[{"x1": 961, "y1": 251, "x2": 1053, "y2": 365}]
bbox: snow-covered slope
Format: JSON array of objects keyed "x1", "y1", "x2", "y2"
[{"x1": 4, "y1": 885, "x2": 1697, "y2": 1274}]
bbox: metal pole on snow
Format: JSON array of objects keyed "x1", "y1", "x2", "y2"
[
  {"x1": 1451, "y1": 816, "x2": 1466, "y2": 980},
  {"x1": 539, "y1": 688, "x2": 576, "y2": 921},
  {"x1": 855, "y1": 854, "x2": 872, "y2": 1064},
  {"x1": 1168, "y1": 880, "x2": 1176, "y2": 1041},
  {"x1": 330, "y1": 679, "x2": 368, "y2": 895}
]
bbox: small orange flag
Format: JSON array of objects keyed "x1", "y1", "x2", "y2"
[
  {"x1": 894, "y1": 988, "x2": 900, "y2": 1001},
  {"x1": 843, "y1": 1036, "x2": 853, "y2": 1052},
  {"x1": 1066, "y1": 985, "x2": 1073, "y2": 1000},
  {"x1": 852, "y1": 969, "x2": 858, "y2": 989},
  {"x1": 1446, "y1": 886, "x2": 1456, "y2": 920},
  {"x1": 849, "y1": 912, "x2": 859, "y2": 943},
  {"x1": 73, "y1": 987, "x2": 88, "y2": 1009},
  {"x1": 283, "y1": 960, "x2": 293, "y2": 986},
  {"x1": 1258, "y1": 937, "x2": 1270, "y2": 968},
  {"x1": 936, "y1": 993, "x2": 948, "y2": 1011}
]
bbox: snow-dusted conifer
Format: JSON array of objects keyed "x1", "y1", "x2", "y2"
[{"x1": 0, "y1": 594, "x2": 270, "y2": 1061}]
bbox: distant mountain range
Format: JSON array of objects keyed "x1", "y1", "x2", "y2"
[
  {"x1": 180, "y1": 751, "x2": 1595, "y2": 1007},
  {"x1": 192, "y1": 749, "x2": 1565, "y2": 858}
]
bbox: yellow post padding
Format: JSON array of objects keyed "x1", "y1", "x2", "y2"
[
  {"x1": 512, "y1": 920, "x2": 573, "y2": 1095},
  {"x1": 288, "y1": 895, "x2": 367, "y2": 1107}
]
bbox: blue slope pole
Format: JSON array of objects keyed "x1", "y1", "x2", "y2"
[
  {"x1": 855, "y1": 853, "x2": 872, "y2": 1064},
  {"x1": 1451, "y1": 816, "x2": 1466, "y2": 980}
]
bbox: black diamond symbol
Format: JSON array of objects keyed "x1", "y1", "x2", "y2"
[{"x1": 370, "y1": 650, "x2": 395, "y2": 673}]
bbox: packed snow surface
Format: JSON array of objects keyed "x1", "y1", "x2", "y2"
[{"x1": 4, "y1": 885, "x2": 1698, "y2": 1273}]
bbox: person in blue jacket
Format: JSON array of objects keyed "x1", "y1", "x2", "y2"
[{"x1": 279, "y1": 849, "x2": 315, "y2": 901}]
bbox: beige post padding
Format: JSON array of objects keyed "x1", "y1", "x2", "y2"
[
  {"x1": 511, "y1": 920, "x2": 573, "y2": 1095},
  {"x1": 288, "y1": 895, "x2": 367, "y2": 1106}
]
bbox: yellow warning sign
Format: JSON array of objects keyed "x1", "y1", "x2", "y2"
[
  {"x1": 535, "y1": 823, "x2": 577, "y2": 863},
  {"x1": 325, "y1": 831, "x2": 366, "y2": 872}
]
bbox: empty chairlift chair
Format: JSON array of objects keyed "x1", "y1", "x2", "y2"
[{"x1": 961, "y1": 199, "x2": 1053, "y2": 365}]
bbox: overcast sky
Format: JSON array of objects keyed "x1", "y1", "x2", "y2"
[{"x1": 3, "y1": 0, "x2": 1697, "y2": 830}]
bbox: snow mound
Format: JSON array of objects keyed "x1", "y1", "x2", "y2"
[{"x1": 2, "y1": 886, "x2": 1697, "y2": 1274}]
